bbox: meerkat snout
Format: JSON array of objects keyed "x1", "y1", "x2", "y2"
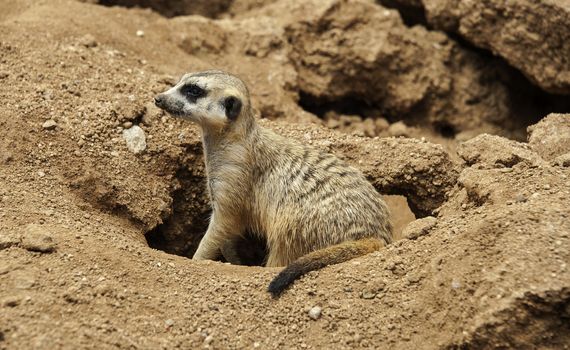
[{"x1": 154, "y1": 94, "x2": 165, "y2": 107}]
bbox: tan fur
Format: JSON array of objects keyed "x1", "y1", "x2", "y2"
[{"x1": 155, "y1": 70, "x2": 393, "y2": 295}]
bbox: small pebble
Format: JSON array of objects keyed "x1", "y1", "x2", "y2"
[
  {"x1": 42, "y1": 119, "x2": 58, "y2": 130},
  {"x1": 402, "y1": 216, "x2": 437, "y2": 240},
  {"x1": 165, "y1": 319, "x2": 174, "y2": 328},
  {"x1": 122, "y1": 125, "x2": 147, "y2": 154},
  {"x1": 21, "y1": 224, "x2": 57, "y2": 253},
  {"x1": 0, "y1": 233, "x2": 20, "y2": 250},
  {"x1": 406, "y1": 274, "x2": 421, "y2": 284},
  {"x1": 308, "y1": 306, "x2": 322, "y2": 320},
  {"x1": 79, "y1": 34, "x2": 98, "y2": 48},
  {"x1": 136, "y1": 30, "x2": 145, "y2": 37},
  {"x1": 361, "y1": 290, "x2": 376, "y2": 299},
  {"x1": 387, "y1": 121, "x2": 409, "y2": 137}
]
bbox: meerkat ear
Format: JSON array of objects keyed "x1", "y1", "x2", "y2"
[{"x1": 223, "y1": 96, "x2": 242, "y2": 121}]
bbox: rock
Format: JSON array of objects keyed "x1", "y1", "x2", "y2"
[
  {"x1": 407, "y1": 274, "x2": 421, "y2": 284},
  {"x1": 458, "y1": 134, "x2": 543, "y2": 168},
  {"x1": 388, "y1": 121, "x2": 409, "y2": 137},
  {"x1": 122, "y1": 121, "x2": 133, "y2": 129},
  {"x1": 136, "y1": 30, "x2": 144, "y2": 37},
  {"x1": 361, "y1": 118, "x2": 377, "y2": 137},
  {"x1": 402, "y1": 216, "x2": 437, "y2": 240},
  {"x1": 421, "y1": 0, "x2": 570, "y2": 93},
  {"x1": 78, "y1": 34, "x2": 98, "y2": 48},
  {"x1": 0, "y1": 233, "x2": 20, "y2": 250},
  {"x1": 283, "y1": 0, "x2": 517, "y2": 134},
  {"x1": 375, "y1": 118, "x2": 390, "y2": 132},
  {"x1": 42, "y1": 119, "x2": 58, "y2": 130},
  {"x1": 165, "y1": 319, "x2": 174, "y2": 328},
  {"x1": 385, "y1": 0, "x2": 570, "y2": 93},
  {"x1": 361, "y1": 290, "x2": 377, "y2": 299},
  {"x1": 21, "y1": 224, "x2": 56, "y2": 253},
  {"x1": 528, "y1": 114, "x2": 570, "y2": 162},
  {"x1": 514, "y1": 194, "x2": 527, "y2": 203},
  {"x1": 122, "y1": 125, "x2": 147, "y2": 154},
  {"x1": 553, "y1": 153, "x2": 570, "y2": 168},
  {"x1": 308, "y1": 306, "x2": 322, "y2": 320}
]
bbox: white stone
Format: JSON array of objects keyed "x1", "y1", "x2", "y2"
[
  {"x1": 122, "y1": 125, "x2": 146, "y2": 154},
  {"x1": 308, "y1": 306, "x2": 322, "y2": 320}
]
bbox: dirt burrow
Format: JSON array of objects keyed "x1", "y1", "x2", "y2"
[{"x1": 0, "y1": 0, "x2": 569, "y2": 349}]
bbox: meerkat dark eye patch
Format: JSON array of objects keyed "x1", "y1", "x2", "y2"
[
  {"x1": 180, "y1": 83, "x2": 206, "y2": 102},
  {"x1": 223, "y1": 96, "x2": 242, "y2": 121}
]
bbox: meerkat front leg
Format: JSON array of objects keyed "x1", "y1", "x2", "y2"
[
  {"x1": 193, "y1": 212, "x2": 227, "y2": 260},
  {"x1": 193, "y1": 212, "x2": 243, "y2": 262},
  {"x1": 193, "y1": 224, "x2": 223, "y2": 261}
]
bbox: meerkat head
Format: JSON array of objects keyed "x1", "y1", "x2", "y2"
[{"x1": 154, "y1": 70, "x2": 252, "y2": 131}]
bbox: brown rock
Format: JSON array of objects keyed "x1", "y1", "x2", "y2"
[
  {"x1": 282, "y1": 0, "x2": 516, "y2": 133},
  {"x1": 388, "y1": 121, "x2": 409, "y2": 137},
  {"x1": 528, "y1": 114, "x2": 570, "y2": 161},
  {"x1": 0, "y1": 233, "x2": 20, "y2": 250},
  {"x1": 402, "y1": 216, "x2": 437, "y2": 240},
  {"x1": 21, "y1": 224, "x2": 57, "y2": 253},
  {"x1": 553, "y1": 153, "x2": 570, "y2": 167},
  {"x1": 458, "y1": 134, "x2": 543, "y2": 168},
  {"x1": 386, "y1": 0, "x2": 570, "y2": 93}
]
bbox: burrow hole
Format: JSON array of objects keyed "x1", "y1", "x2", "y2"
[{"x1": 144, "y1": 163, "x2": 415, "y2": 265}]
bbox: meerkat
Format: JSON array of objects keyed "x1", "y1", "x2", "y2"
[{"x1": 154, "y1": 70, "x2": 393, "y2": 296}]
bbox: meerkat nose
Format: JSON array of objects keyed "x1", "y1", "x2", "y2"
[{"x1": 154, "y1": 94, "x2": 165, "y2": 107}]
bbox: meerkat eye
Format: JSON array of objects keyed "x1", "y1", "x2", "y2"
[{"x1": 181, "y1": 84, "x2": 205, "y2": 98}]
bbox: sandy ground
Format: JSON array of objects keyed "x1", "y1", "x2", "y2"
[{"x1": 0, "y1": 0, "x2": 569, "y2": 349}]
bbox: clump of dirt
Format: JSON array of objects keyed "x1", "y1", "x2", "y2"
[{"x1": 0, "y1": 0, "x2": 569, "y2": 349}]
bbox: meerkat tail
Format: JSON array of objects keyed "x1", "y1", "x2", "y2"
[{"x1": 267, "y1": 237, "x2": 385, "y2": 297}]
